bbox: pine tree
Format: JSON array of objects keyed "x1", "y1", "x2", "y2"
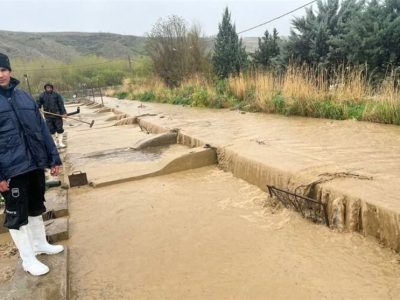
[
  {"x1": 381, "y1": 0, "x2": 400, "y2": 68},
  {"x1": 328, "y1": 0, "x2": 366, "y2": 65},
  {"x1": 253, "y1": 28, "x2": 280, "y2": 69},
  {"x1": 212, "y1": 7, "x2": 248, "y2": 79},
  {"x1": 284, "y1": 0, "x2": 342, "y2": 68},
  {"x1": 268, "y1": 0, "x2": 398, "y2": 81},
  {"x1": 283, "y1": 5, "x2": 317, "y2": 65}
]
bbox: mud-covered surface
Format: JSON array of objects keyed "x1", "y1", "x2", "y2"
[
  {"x1": 68, "y1": 167, "x2": 400, "y2": 299},
  {"x1": 0, "y1": 234, "x2": 17, "y2": 284},
  {"x1": 101, "y1": 97, "x2": 400, "y2": 251},
  {"x1": 63, "y1": 102, "x2": 400, "y2": 299}
]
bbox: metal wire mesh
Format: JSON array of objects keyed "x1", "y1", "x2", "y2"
[{"x1": 267, "y1": 185, "x2": 329, "y2": 225}]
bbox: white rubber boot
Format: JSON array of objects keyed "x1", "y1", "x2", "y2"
[
  {"x1": 9, "y1": 225, "x2": 49, "y2": 276},
  {"x1": 58, "y1": 133, "x2": 66, "y2": 148},
  {"x1": 52, "y1": 134, "x2": 59, "y2": 147},
  {"x1": 27, "y1": 215, "x2": 64, "y2": 255}
]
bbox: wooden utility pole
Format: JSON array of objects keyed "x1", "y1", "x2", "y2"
[{"x1": 128, "y1": 55, "x2": 132, "y2": 71}]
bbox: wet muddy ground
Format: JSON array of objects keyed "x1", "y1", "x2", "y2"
[
  {"x1": 68, "y1": 167, "x2": 400, "y2": 299},
  {"x1": 0, "y1": 234, "x2": 17, "y2": 284},
  {"x1": 65, "y1": 103, "x2": 400, "y2": 299}
]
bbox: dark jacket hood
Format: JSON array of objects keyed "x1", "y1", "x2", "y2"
[{"x1": 0, "y1": 77, "x2": 20, "y2": 98}]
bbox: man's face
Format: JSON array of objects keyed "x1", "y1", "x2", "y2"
[
  {"x1": 0, "y1": 67, "x2": 11, "y2": 88},
  {"x1": 45, "y1": 86, "x2": 53, "y2": 93}
]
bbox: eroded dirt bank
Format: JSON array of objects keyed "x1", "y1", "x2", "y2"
[{"x1": 101, "y1": 97, "x2": 400, "y2": 251}]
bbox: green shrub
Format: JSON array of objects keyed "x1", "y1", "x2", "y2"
[
  {"x1": 157, "y1": 89, "x2": 173, "y2": 103},
  {"x1": 171, "y1": 95, "x2": 192, "y2": 105},
  {"x1": 209, "y1": 94, "x2": 226, "y2": 108},
  {"x1": 313, "y1": 100, "x2": 345, "y2": 120},
  {"x1": 115, "y1": 91, "x2": 129, "y2": 99},
  {"x1": 138, "y1": 91, "x2": 156, "y2": 102},
  {"x1": 214, "y1": 79, "x2": 228, "y2": 95},
  {"x1": 344, "y1": 101, "x2": 365, "y2": 120},
  {"x1": 191, "y1": 88, "x2": 209, "y2": 107},
  {"x1": 272, "y1": 95, "x2": 286, "y2": 114}
]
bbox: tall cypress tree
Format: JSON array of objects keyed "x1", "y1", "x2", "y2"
[
  {"x1": 212, "y1": 7, "x2": 248, "y2": 79},
  {"x1": 253, "y1": 28, "x2": 280, "y2": 69}
]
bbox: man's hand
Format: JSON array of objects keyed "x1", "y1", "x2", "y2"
[
  {"x1": 0, "y1": 180, "x2": 9, "y2": 192},
  {"x1": 50, "y1": 165, "x2": 62, "y2": 176}
]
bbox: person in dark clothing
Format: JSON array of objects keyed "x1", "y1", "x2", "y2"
[
  {"x1": 37, "y1": 83, "x2": 67, "y2": 148},
  {"x1": 0, "y1": 53, "x2": 64, "y2": 276}
]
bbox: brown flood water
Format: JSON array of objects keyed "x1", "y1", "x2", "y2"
[
  {"x1": 103, "y1": 97, "x2": 400, "y2": 212},
  {"x1": 101, "y1": 97, "x2": 400, "y2": 253},
  {"x1": 68, "y1": 167, "x2": 400, "y2": 300}
]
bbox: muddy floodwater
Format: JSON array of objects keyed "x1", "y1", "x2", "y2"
[
  {"x1": 68, "y1": 167, "x2": 400, "y2": 299},
  {"x1": 62, "y1": 103, "x2": 400, "y2": 299}
]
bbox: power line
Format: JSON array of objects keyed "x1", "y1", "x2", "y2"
[{"x1": 237, "y1": 0, "x2": 318, "y2": 35}]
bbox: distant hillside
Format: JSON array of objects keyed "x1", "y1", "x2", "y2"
[
  {"x1": 0, "y1": 30, "x2": 259, "y2": 61},
  {"x1": 0, "y1": 31, "x2": 147, "y2": 61}
]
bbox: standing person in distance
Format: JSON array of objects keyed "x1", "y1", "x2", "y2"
[{"x1": 37, "y1": 83, "x2": 67, "y2": 148}]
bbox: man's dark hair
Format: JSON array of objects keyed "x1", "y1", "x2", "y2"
[{"x1": 44, "y1": 83, "x2": 54, "y2": 90}]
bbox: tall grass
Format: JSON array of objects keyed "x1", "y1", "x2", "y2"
[
  {"x1": 97, "y1": 62, "x2": 400, "y2": 125},
  {"x1": 228, "y1": 72, "x2": 280, "y2": 111},
  {"x1": 223, "y1": 65, "x2": 399, "y2": 123},
  {"x1": 11, "y1": 56, "x2": 130, "y2": 96}
]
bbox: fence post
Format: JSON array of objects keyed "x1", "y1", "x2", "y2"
[
  {"x1": 91, "y1": 87, "x2": 96, "y2": 103},
  {"x1": 23, "y1": 74, "x2": 33, "y2": 96}
]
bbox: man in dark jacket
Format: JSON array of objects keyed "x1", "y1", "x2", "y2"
[
  {"x1": 37, "y1": 83, "x2": 67, "y2": 148},
  {"x1": 0, "y1": 53, "x2": 64, "y2": 276}
]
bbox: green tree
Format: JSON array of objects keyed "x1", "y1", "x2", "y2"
[
  {"x1": 253, "y1": 28, "x2": 280, "y2": 69},
  {"x1": 284, "y1": 0, "x2": 343, "y2": 68},
  {"x1": 282, "y1": 0, "x2": 399, "y2": 81},
  {"x1": 343, "y1": 0, "x2": 383, "y2": 67},
  {"x1": 328, "y1": 0, "x2": 366, "y2": 65},
  {"x1": 212, "y1": 7, "x2": 248, "y2": 78},
  {"x1": 336, "y1": 0, "x2": 400, "y2": 80},
  {"x1": 379, "y1": 0, "x2": 400, "y2": 69}
]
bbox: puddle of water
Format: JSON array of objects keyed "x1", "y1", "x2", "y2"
[
  {"x1": 75, "y1": 146, "x2": 167, "y2": 164},
  {"x1": 68, "y1": 143, "x2": 192, "y2": 183}
]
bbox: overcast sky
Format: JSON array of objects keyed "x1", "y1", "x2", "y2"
[{"x1": 1, "y1": 0, "x2": 313, "y2": 37}]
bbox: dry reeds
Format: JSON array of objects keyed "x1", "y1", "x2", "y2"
[{"x1": 114, "y1": 63, "x2": 400, "y2": 124}]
